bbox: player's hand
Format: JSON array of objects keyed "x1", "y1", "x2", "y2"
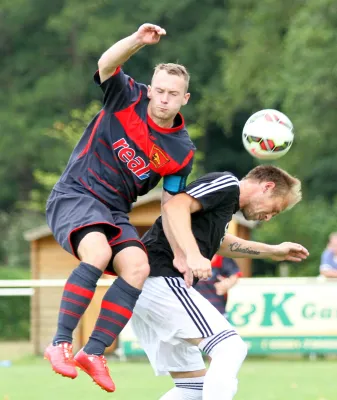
[
  {"x1": 173, "y1": 255, "x2": 187, "y2": 274},
  {"x1": 186, "y1": 254, "x2": 212, "y2": 284},
  {"x1": 173, "y1": 255, "x2": 193, "y2": 288},
  {"x1": 214, "y1": 275, "x2": 230, "y2": 296},
  {"x1": 135, "y1": 24, "x2": 166, "y2": 45},
  {"x1": 270, "y1": 242, "x2": 309, "y2": 262}
]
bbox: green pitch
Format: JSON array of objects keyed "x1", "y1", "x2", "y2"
[{"x1": 1, "y1": 356, "x2": 336, "y2": 400}]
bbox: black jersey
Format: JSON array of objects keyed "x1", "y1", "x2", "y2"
[
  {"x1": 142, "y1": 172, "x2": 240, "y2": 278},
  {"x1": 54, "y1": 68, "x2": 196, "y2": 213}
]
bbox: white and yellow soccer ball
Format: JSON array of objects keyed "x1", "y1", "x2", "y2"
[{"x1": 242, "y1": 109, "x2": 294, "y2": 160}]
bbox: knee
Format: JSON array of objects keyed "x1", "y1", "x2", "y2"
[
  {"x1": 220, "y1": 334, "x2": 248, "y2": 363},
  {"x1": 130, "y1": 261, "x2": 150, "y2": 283},
  {"x1": 203, "y1": 334, "x2": 247, "y2": 371},
  {"x1": 113, "y1": 247, "x2": 150, "y2": 288},
  {"x1": 120, "y1": 260, "x2": 150, "y2": 289},
  {"x1": 235, "y1": 336, "x2": 248, "y2": 362},
  {"x1": 78, "y1": 239, "x2": 112, "y2": 271},
  {"x1": 85, "y1": 245, "x2": 112, "y2": 271}
]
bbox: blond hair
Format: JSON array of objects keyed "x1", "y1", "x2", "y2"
[
  {"x1": 153, "y1": 63, "x2": 190, "y2": 91},
  {"x1": 243, "y1": 165, "x2": 302, "y2": 209}
]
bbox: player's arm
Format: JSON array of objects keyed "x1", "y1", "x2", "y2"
[
  {"x1": 214, "y1": 258, "x2": 241, "y2": 295},
  {"x1": 161, "y1": 175, "x2": 189, "y2": 205},
  {"x1": 160, "y1": 174, "x2": 190, "y2": 252},
  {"x1": 218, "y1": 233, "x2": 309, "y2": 262},
  {"x1": 214, "y1": 274, "x2": 239, "y2": 296},
  {"x1": 161, "y1": 189, "x2": 185, "y2": 266},
  {"x1": 98, "y1": 23, "x2": 166, "y2": 83},
  {"x1": 161, "y1": 192, "x2": 202, "y2": 257},
  {"x1": 161, "y1": 192, "x2": 212, "y2": 286},
  {"x1": 161, "y1": 176, "x2": 199, "y2": 278}
]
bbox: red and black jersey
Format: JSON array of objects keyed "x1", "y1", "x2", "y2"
[{"x1": 54, "y1": 67, "x2": 196, "y2": 213}]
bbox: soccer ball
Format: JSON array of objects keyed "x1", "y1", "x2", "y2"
[{"x1": 242, "y1": 109, "x2": 294, "y2": 160}]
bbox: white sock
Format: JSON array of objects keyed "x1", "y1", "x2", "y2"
[
  {"x1": 199, "y1": 332, "x2": 247, "y2": 400},
  {"x1": 159, "y1": 376, "x2": 204, "y2": 400}
]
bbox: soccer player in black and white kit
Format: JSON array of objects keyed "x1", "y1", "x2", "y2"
[{"x1": 132, "y1": 165, "x2": 309, "y2": 400}]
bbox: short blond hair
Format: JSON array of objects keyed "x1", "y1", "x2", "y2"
[
  {"x1": 243, "y1": 165, "x2": 302, "y2": 209},
  {"x1": 153, "y1": 63, "x2": 190, "y2": 91}
]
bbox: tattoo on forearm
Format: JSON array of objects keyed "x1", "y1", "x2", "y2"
[{"x1": 229, "y1": 242, "x2": 260, "y2": 255}]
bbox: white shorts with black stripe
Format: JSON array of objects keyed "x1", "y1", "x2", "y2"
[{"x1": 131, "y1": 276, "x2": 237, "y2": 376}]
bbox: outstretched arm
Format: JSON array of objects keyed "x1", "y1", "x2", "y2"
[
  {"x1": 98, "y1": 23, "x2": 166, "y2": 82},
  {"x1": 218, "y1": 233, "x2": 309, "y2": 262}
]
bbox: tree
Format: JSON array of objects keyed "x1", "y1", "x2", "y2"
[
  {"x1": 281, "y1": 0, "x2": 337, "y2": 199},
  {"x1": 210, "y1": 0, "x2": 337, "y2": 200},
  {"x1": 1, "y1": 0, "x2": 234, "y2": 211}
]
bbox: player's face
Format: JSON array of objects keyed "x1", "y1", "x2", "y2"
[
  {"x1": 241, "y1": 184, "x2": 286, "y2": 221},
  {"x1": 147, "y1": 71, "x2": 190, "y2": 123}
]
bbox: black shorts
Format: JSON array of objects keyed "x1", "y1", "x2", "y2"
[{"x1": 46, "y1": 190, "x2": 146, "y2": 273}]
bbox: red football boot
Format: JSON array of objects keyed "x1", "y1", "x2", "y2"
[
  {"x1": 74, "y1": 349, "x2": 115, "y2": 392},
  {"x1": 44, "y1": 342, "x2": 78, "y2": 379}
]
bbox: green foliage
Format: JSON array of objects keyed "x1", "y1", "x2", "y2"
[
  {"x1": 280, "y1": 0, "x2": 337, "y2": 198},
  {"x1": 47, "y1": 101, "x2": 101, "y2": 148},
  {"x1": 0, "y1": 296, "x2": 30, "y2": 340},
  {"x1": 0, "y1": 266, "x2": 30, "y2": 340},
  {"x1": 1, "y1": 0, "x2": 337, "y2": 273},
  {"x1": 0, "y1": 0, "x2": 236, "y2": 214},
  {"x1": 24, "y1": 101, "x2": 102, "y2": 212},
  {"x1": 0, "y1": 266, "x2": 30, "y2": 279},
  {"x1": 1, "y1": 211, "x2": 45, "y2": 267},
  {"x1": 215, "y1": 0, "x2": 337, "y2": 200}
]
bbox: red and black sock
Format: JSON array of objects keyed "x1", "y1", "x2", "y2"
[
  {"x1": 53, "y1": 262, "x2": 102, "y2": 345},
  {"x1": 83, "y1": 277, "x2": 141, "y2": 355}
]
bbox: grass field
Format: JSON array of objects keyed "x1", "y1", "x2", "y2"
[{"x1": 1, "y1": 355, "x2": 337, "y2": 400}]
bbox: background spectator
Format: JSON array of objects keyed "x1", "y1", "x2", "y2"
[{"x1": 320, "y1": 232, "x2": 337, "y2": 278}]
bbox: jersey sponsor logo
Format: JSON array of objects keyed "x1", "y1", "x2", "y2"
[
  {"x1": 113, "y1": 138, "x2": 150, "y2": 180},
  {"x1": 149, "y1": 144, "x2": 170, "y2": 168}
]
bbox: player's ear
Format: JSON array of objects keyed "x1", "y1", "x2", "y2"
[
  {"x1": 263, "y1": 181, "x2": 276, "y2": 193},
  {"x1": 147, "y1": 85, "x2": 152, "y2": 99},
  {"x1": 182, "y1": 92, "x2": 190, "y2": 106}
]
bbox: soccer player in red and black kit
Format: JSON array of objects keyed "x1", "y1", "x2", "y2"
[
  {"x1": 132, "y1": 166, "x2": 310, "y2": 400},
  {"x1": 44, "y1": 23, "x2": 197, "y2": 392}
]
